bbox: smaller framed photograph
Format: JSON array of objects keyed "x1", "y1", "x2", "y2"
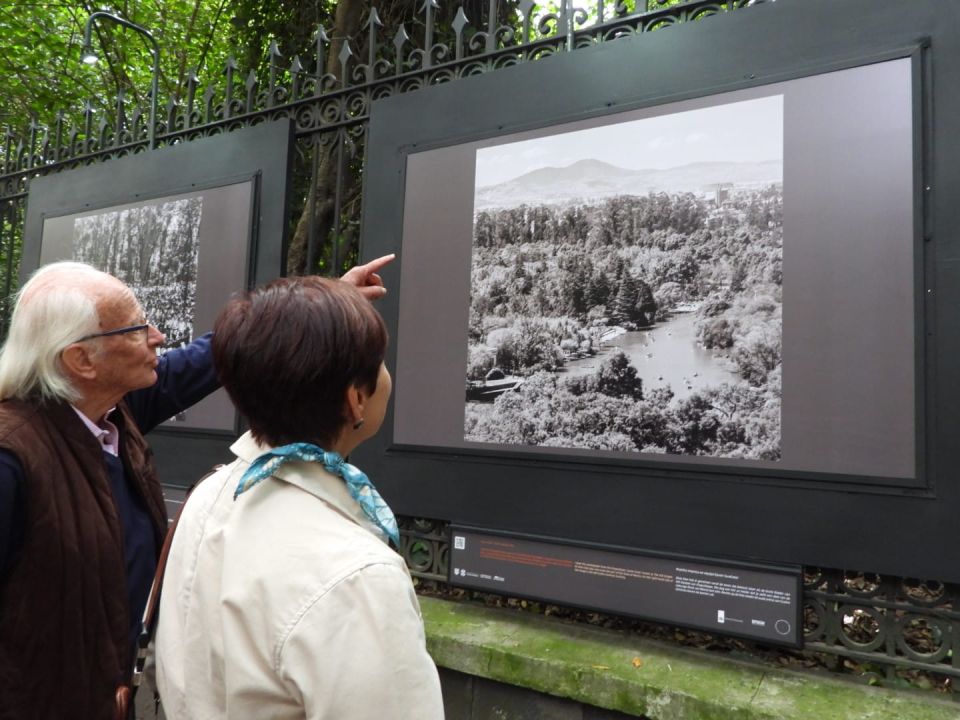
[
  {"x1": 37, "y1": 179, "x2": 255, "y2": 432},
  {"x1": 23, "y1": 119, "x2": 293, "y2": 443}
]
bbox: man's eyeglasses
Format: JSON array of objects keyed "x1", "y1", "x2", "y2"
[{"x1": 75, "y1": 322, "x2": 151, "y2": 343}]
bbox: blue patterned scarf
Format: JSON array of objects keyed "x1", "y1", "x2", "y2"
[{"x1": 235, "y1": 442, "x2": 399, "y2": 547}]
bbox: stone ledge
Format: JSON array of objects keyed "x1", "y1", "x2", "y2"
[{"x1": 419, "y1": 596, "x2": 960, "y2": 720}]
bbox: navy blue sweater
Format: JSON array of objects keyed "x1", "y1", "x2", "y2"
[{"x1": 0, "y1": 334, "x2": 219, "y2": 648}]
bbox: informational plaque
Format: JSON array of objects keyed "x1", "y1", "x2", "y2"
[{"x1": 449, "y1": 526, "x2": 802, "y2": 647}]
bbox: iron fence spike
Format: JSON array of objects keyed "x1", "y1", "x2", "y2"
[
  {"x1": 39, "y1": 127, "x2": 49, "y2": 165},
  {"x1": 421, "y1": 0, "x2": 438, "y2": 68},
  {"x1": 246, "y1": 69, "x2": 259, "y2": 112},
  {"x1": 486, "y1": 0, "x2": 498, "y2": 53},
  {"x1": 28, "y1": 123, "x2": 37, "y2": 169},
  {"x1": 225, "y1": 70, "x2": 237, "y2": 118},
  {"x1": 291, "y1": 55, "x2": 304, "y2": 99},
  {"x1": 315, "y1": 26, "x2": 329, "y2": 79},
  {"x1": 130, "y1": 107, "x2": 142, "y2": 144},
  {"x1": 393, "y1": 24, "x2": 411, "y2": 51},
  {"x1": 367, "y1": 8, "x2": 383, "y2": 82},
  {"x1": 54, "y1": 112, "x2": 64, "y2": 161},
  {"x1": 202, "y1": 85, "x2": 216, "y2": 124},
  {"x1": 393, "y1": 24, "x2": 410, "y2": 75},
  {"x1": 4, "y1": 127, "x2": 13, "y2": 173},
  {"x1": 166, "y1": 97, "x2": 177, "y2": 133},
  {"x1": 83, "y1": 101, "x2": 94, "y2": 149},
  {"x1": 452, "y1": 7, "x2": 469, "y2": 34},
  {"x1": 452, "y1": 8, "x2": 469, "y2": 60},
  {"x1": 268, "y1": 42, "x2": 283, "y2": 106},
  {"x1": 339, "y1": 38, "x2": 354, "y2": 88},
  {"x1": 115, "y1": 87, "x2": 125, "y2": 144}
]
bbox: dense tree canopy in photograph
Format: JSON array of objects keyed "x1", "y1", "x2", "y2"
[{"x1": 466, "y1": 186, "x2": 783, "y2": 460}]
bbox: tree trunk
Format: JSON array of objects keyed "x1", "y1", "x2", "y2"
[{"x1": 286, "y1": 0, "x2": 366, "y2": 276}]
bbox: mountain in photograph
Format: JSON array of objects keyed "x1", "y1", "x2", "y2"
[{"x1": 475, "y1": 158, "x2": 782, "y2": 211}]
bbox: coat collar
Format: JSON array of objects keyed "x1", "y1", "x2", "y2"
[{"x1": 229, "y1": 431, "x2": 385, "y2": 541}]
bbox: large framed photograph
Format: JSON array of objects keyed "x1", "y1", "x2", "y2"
[
  {"x1": 356, "y1": 0, "x2": 960, "y2": 583},
  {"x1": 23, "y1": 120, "x2": 293, "y2": 484},
  {"x1": 390, "y1": 58, "x2": 916, "y2": 482},
  {"x1": 464, "y1": 95, "x2": 784, "y2": 464}
]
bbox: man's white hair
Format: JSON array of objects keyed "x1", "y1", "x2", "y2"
[{"x1": 0, "y1": 262, "x2": 107, "y2": 403}]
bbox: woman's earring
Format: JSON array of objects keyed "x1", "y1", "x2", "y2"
[{"x1": 353, "y1": 418, "x2": 365, "y2": 430}]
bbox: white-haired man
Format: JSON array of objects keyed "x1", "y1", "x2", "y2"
[{"x1": 0, "y1": 257, "x2": 392, "y2": 720}]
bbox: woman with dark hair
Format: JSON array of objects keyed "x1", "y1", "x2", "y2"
[{"x1": 154, "y1": 276, "x2": 444, "y2": 719}]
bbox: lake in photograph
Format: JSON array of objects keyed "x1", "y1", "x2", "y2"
[{"x1": 562, "y1": 310, "x2": 742, "y2": 400}]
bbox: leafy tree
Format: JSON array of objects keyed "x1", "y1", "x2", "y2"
[
  {"x1": 0, "y1": 2, "x2": 239, "y2": 131},
  {"x1": 568, "y1": 349, "x2": 643, "y2": 400},
  {"x1": 635, "y1": 278, "x2": 657, "y2": 325}
]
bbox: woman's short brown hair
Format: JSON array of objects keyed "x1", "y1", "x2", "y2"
[{"x1": 212, "y1": 276, "x2": 387, "y2": 448}]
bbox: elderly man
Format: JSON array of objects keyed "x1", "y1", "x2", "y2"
[{"x1": 0, "y1": 257, "x2": 392, "y2": 720}]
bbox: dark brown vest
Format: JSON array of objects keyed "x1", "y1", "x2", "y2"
[{"x1": 0, "y1": 399, "x2": 165, "y2": 720}]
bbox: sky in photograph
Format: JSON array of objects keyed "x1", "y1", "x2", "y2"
[{"x1": 474, "y1": 94, "x2": 783, "y2": 188}]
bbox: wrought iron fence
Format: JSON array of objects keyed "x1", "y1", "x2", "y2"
[{"x1": 2, "y1": 0, "x2": 955, "y2": 695}]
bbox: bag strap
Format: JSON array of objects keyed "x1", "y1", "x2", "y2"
[{"x1": 129, "y1": 465, "x2": 222, "y2": 691}]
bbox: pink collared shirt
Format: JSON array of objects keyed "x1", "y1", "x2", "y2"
[{"x1": 71, "y1": 406, "x2": 120, "y2": 457}]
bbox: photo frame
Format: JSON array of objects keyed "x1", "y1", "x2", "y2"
[
  {"x1": 23, "y1": 119, "x2": 293, "y2": 483},
  {"x1": 390, "y1": 57, "x2": 919, "y2": 484},
  {"x1": 37, "y1": 180, "x2": 253, "y2": 433},
  {"x1": 356, "y1": 0, "x2": 960, "y2": 582}
]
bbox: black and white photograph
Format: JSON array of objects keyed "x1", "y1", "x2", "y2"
[
  {"x1": 464, "y1": 95, "x2": 784, "y2": 461},
  {"x1": 72, "y1": 196, "x2": 203, "y2": 348}
]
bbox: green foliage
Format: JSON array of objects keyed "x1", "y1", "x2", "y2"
[
  {"x1": 0, "y1": 1, "x2": 349, "y2": 138},
  {"x1": 0, "y1": 1, "x2": 245, "y2": 134}
]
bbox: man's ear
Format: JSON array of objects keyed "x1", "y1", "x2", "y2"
[{"x1": 59, "y1": 343, "x2": 98, "y2": 381}]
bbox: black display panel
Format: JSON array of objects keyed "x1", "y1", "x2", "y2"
[
  {"x1": 23, "y1": 119, "x2": 294, "y2": 485},
  {"x1": 357, "y1": 0, "x2": 960, "y2": 581}
]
